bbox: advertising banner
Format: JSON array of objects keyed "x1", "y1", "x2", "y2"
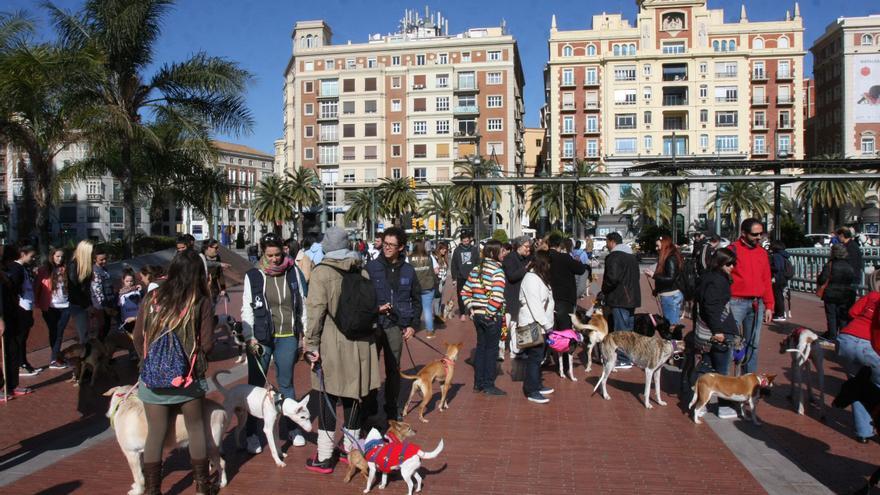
[{"x1": 854, "y1": 54, "x2": 880, "y2": 123}]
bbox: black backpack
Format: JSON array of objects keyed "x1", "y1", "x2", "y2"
[
  {"x1": 325, "y1": 265, "x2": 377, "y2": 340},
  {"x1": 783, "y1": 257, "x2": 795, "y2": 280},
  {"x1": 679, "y1": 257, "x2": 699, "y2": 302}
]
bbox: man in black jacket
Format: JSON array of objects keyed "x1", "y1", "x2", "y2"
[
  {"x1": 502, "y1": 236, "x2": 532, "y2": 357},
  {"x1": 837, "y1": 228, "x2": 863, "y2": 287},
  {"x1": 599, "y1": 232, "x2": 641, "y2": 368},
  {"x1": 450, "y1": 231, "x2": 480, "y2": 321},
  {"x1": 7, "y1": 245, "x2": 38, "y2": 377},
  {"x1": 548, "y1": 234, "x2": 588, "y2": 330}
]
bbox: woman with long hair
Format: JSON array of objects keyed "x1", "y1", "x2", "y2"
[
  {"x1": 432, "y1": 241, "x2": 449, "y2": 323},
  {"x1": 139, "y1": 265, "x2": 166, "y2": 294},
  {"x1": 518, "y1": 250, "x2": 555, "y2": 404},
  {"x1": 817, "y1": 244, "x2": 856, "y2": 340},
  {"x1": 645, "y1": 235, "x2": 684, "y2": 324},
  {"x1": 35, "y1": 248, "x2": 70, "y2": 368},
  {"x1": 409, "y1": 240, "x2": 437, "y2": 338},
  {"x1": 132, "y1": 249, "x2": 216, "y2": 494},
  {"x1": 461, "y1": 240, "x2": 507, "y2": 395},
  {"x1": 67, "y1": 240, "x2": 94, "y2": 343}
]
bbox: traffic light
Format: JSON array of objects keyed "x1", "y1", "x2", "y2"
[
  {"x1": 412, "y1": 218, "x2": 418, "y2": 230},
  {"x1": 409, "y1": 176, "x2": 416, "y2": 189}
]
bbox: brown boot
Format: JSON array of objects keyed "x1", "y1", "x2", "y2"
[
  {"x1": 192, "y1": 458, "x2": 217, "y2": 495},
  {"x1": 142, "y1": 461, "x2": 162, "y2": 495}
]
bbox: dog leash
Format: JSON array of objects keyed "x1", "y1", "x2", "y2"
[
  {"x1": 307, "y1": 353, "x2": 363, "y2": 454},
  {"x1": 411, "y1": 334, "x2": 447, "y2": 357}
]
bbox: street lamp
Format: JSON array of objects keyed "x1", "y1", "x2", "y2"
[
  {"x1": 469, "y1": 155, "x2": 482, "y2": 241},
  {"x1": 539, "y1": 166, "x2": 549, "y2": 237}
]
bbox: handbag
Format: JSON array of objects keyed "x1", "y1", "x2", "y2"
[
  {"x1": 816, "y1": 261, "x2": 832, "y2": 299},
  {"x1": 515, "y1": 321, "x2": 545, "y2": 349}
]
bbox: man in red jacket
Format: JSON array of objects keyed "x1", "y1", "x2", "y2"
[{"x1": 729, "y1": 218, "x2": 774, "y2": 376}]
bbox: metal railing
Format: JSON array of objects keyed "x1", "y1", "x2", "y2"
[{"x1": 787, "y1": 247, "x2": 880, "y2": 296}]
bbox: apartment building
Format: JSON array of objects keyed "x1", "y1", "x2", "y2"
[
  {"x1": 809, "y1": 15, "x2": 880, "y2": 158},
  {"x1": 283, "y1": 8, "x2": 526, "y2": 235},
  {"x1": 545, "y1": 0, "x2": 805, "y2": 226}
]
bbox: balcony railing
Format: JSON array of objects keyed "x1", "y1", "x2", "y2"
[
  {"x1": 583, "y1": 79, "x2": 600, "y2": 87},
  {"x1": 778, "y1": 121, "x2": 794, "y2": 130},
  {"x1": 318, "y1": 88, "x2": 339, "y2": 98},
  {"x1": 318, "y1": 133, "x2": 338, "y2": 143},
  {"x1": 752, "y1": 121, "x2": 768, "y2": 130},
  {"x1": 751, "y1": 96, "x2": 769, "y2": 105},
  {"x1": 716, "y1": 121, "x2": 738, "y2": 128},
  {"x1": 615, "y1": 99, "x2": 637, "y2": 106},
  {"x1": 662, "y1": 96, "x2": 688, "y2": 106},
  {"x1": 776, "y1": 71, "x2": 794, "y2": 80},
  {"x1": 777, "y1": 96, "x2": 794, "y2": 105},
  {"x1": 716, "y1": 72, "x2": 738, "y2": 78},
  {"x1": 751, "y1": 71, "x2": 768, "y2": 81},
  {"x1": 585, "y1": 101, "x2": 600, "y2": 110},
  {"x1": 454, "y1": 82, "x2": 478, "y2": 92},
  {"x1": 561, "y1": 103, "x2": 576, "y2": 111},
  {"x1": 584, "y1": 127, "x2": 600, "y2": 134},
  {"x1": 560, "y1": 80, "x2": 576, "y2": 88},
  {"x1": 560, "y1": 127, "x2": 577, "y2": 135},
  {"x1": 453, "y1": 130, "x2": 479, "y2": 139},
  {"x1": 317, "y1": 112, "x2": 338, "y2": 120},
  {"x1": 715, "y1": 96, "x2": 738, "y2": 103},
  {"x1": 453, "y1": 105, "x2": 479, "y2": 114}
]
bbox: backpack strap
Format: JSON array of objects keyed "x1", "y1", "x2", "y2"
[{"x1": 246, "y1": 269, "x2": 264, "y2": 297}]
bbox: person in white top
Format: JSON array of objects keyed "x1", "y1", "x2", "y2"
[{"x1": 518, "y1": 250, "x2": 556, "y2": 404}]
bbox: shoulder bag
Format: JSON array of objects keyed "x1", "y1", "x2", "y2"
[{"x1": 816, "y1": 261, "x2": 832, "y2": 299}]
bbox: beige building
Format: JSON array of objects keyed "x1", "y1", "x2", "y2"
[
  {"x1": 545, "y1": 0, "x2": 805, "y2": 227},
  {"x1": 808, "y1": 15, "x2": 880, "y2": 158},
  {"x1": 282, "y1": 8, "x2": 526, "y2": 236}
]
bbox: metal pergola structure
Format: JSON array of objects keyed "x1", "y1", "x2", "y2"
[{"x1": 451, "y1": 158, "x2": 880, "y2": 244}]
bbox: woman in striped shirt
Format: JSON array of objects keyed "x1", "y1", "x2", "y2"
[{"x1": 461, "y1": 240, "x2": 507, "y2": 396}]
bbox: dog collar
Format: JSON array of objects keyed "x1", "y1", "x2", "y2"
[
  {"x1": 758, "y1": 375, "x2": 768, "y2": 387},
  {"x1": 109, "y1": 383, "x2": 139, "y2": 427},
  {"x1": 649, "y1": 314, "x2": 657, "y2": 328},
  {"x1": 441, "y1": 357, "x2": 453, "y2": 372}
]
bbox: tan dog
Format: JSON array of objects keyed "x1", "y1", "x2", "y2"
[
  {"x1": 65, "y1": 338, "x2": 113, "y2": 386},
  {"x1": 689, "y1": 373, "x2": 777, "y2": 425},
  {"x1": 104, "y1": 385, "x2": 228, "y2": 494},
  {"x1": 400, "y1": 342, "x2": 462, "y2": 422},
  {"x1": 344, "y1": 420, "x2": 416, "y2": 483},
  {"x1": 60, "y1": 344, "x2": 86, "y2": 385},
  {"x1": 571, "y1": 308, "x2": 609, "y2": 373},
  {"x1": 442, "y1": 299, "x2": 456, "y2": 321}
]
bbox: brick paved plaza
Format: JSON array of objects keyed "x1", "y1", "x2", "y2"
[{"x1": 0, "y1": 270, "x2": 878, "y2": 495}]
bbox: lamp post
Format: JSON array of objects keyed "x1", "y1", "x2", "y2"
[
  {"x1": 539, "y1": 167, "x2": 549, "y2": 237},
  {"x1": 319, "y1": 180, "x2": 327, "y2": 233},
  {"x1": 470, "y1": 156, "x2": 482, "y2": 241}
]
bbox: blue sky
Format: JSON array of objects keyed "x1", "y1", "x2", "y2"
[{"x1": 9, "y1": 0, "x2": 880, "y2": 155}]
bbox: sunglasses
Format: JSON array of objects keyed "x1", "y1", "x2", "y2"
[
  {"x1": 725, "y1": 262, "x2": 737, "y2": 267},
  {"x1": 747, "y1": 232, "x2": 764, "y2": 238}
]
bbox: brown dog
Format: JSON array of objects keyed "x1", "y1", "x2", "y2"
[
  {"x1": 400, "y1": 342, "x2": 462, "y2": 422},
  {"x1": 689, "y1": 373, "x2": 777, "y2": 425},
  {"x1": 343, "y1": 420, "x2": 416, "y2": 483}
]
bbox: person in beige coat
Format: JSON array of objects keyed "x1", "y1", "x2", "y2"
[{"x1": 304, "y1": 227, "x2": 380, "y2": 474}]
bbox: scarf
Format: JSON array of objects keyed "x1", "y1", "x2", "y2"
[{"x1": 260, "y1": 256, "x2": 295, "y2": 277}]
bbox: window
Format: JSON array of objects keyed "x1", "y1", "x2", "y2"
[
  {"x1": 391, "y1": 122, "x2": 401, "y2": 134},
  {"x1": 87, "y1": 206, "x2": 100, "y2": 222},
  {"x1": 364, "y1": 100, "x2": 377, "y2": 114},
  {"x1": 643, "y1": 64, "x2": 652, "y2": 77},
  {"x1": 343, "y1": 79, "x2": 355, "y2": 92},
  {"x1": 487, "y1": 72, "x2": 502, "y2": 85},
  {"x1": 585, "y1": 67, "x2": 598, "y2": 85},
  {"x1": 644, "y1": 135, "x2": 653, "y2": 151},
  {"x1": 436, "y1": 143, "x2": 450, "y2": 158},
  {"x1": 562, "y1": 140, "x2": 575, "y2": 158},
  {"x1": 304, "y1": 81, "x2": 314, "y2": 93},
  {"x1": 586, "y1": 139, "x2": 598, "y2": 157},
  {"x1": 614, "y1": 89, "x2": 637, "y2": 105},
  {"x1": 342, "y1": 101, "x2": 355, "y2": 115},
  {"x1": 562, "y1": 92, "x2": 575, "y2": 109},
  {"x1": 413, "y1": 98, "x2": 427, "y2": 112},
  {"x1": 615, "y1": 138, "x2": 637, "y2": 154},
  {"x1": 364, "y1": 123, "x2": 377, "y2": 137},
  {"x1": 753, "y1": 135, "x2": 766, "y2": 154},
  {"x1": 615, "y1": 113, "x2": 636, "y2": 129},
  {"x1": 109, "y1": 206, "x2": 124, "y2": 224},
  {"x1": 343, "y1": 170, "x2": 355, "y2": 183},
  {"x1": 778, "y1": 110, "x2": 792, "y2": 129},
  {"x1": 699, "y1": 85, "x2": 708, "y2": 98},
  {"x1": 364, "y1": 78, "x2": 377, "y2": 91},
  {"x1": 700, "y1": 134, "x2": 709, "y2": 149},
  {"x1": 391, "y1": 56, "x2": 400, "y2": 66},
  {"x1": 364, "y1": 145, "x2": 377, "y2": 160},
  {"x1": 343, "y1": 124, "x2": 355, "y2": 138},
  {"x1": 715, "y1": 135, "x2": 739, "y2": 153},
  {"x1": 753, "y1": 38, "x2": 764, "y2": 50},
  {"x1": 457, "y1": 72, "x2": 476, "y2": 90},
  {"x1": 304, "y1": 103, "x2": 314, "y2": 116},
  {"x1": 662, "y1": 41, "x2": 686, "y2": 54},
  {"x1": 461, "y1": 51, "x2": 471, "y2": 62},
  {"x1": 318, "y1": 145, "x2": 337, "y2": 164},
  {"x1": 643, "y1": 87, "x2": 652, "y2": 100},
  {"x1": 862, "y1": 34, "x2": 875, "y2": 46},
  {"x1": 391, "y1": 145, "x2": 401, "y2": 157},
  {"x1": 319, "y1": 123, "x2": 337, "y2": 141},
  {"x1": 587, "y1": 44, "x2": 597, "y2": 56},
  {"x1": 716, "y1": 111, "x2": 738, "y2": 127},
  {"x1": 487, "y1": 119, "x2": 503, "y2": 132},
  {"x1": 700, "y1": 109, "x2": 709, "y2": 123},
  {"x1": 439, "y1": 53, "x2": 448, "y2": 64},
  {"x1": 304, "y1": 148, "x2": 314, "y2": 159},
  {"x1": 436, "y1": 74, "x2": 449, "y2": 88},
  {"x1": 586, "y1": 115, "x2": 598, "y2": 132},
  {"x1": 562, "y1": 68, "x2": 575, "y2": 86},
  {"x1": 413, "y1": 74, "x2": 426, "y2": 89},
  {"x1": 391, "y1": 76, "x2": 401, "y2": 89},
  {"x1": 457, "y1": 119, "x2": 477, "y2": 135},
  {"x1": 861, "y1": 135, "x2": 876, "y2": 154},
  {"x1": 367, "y1": 57, "x2": 377, "y2": 68},
  {"x1": 319, "y1": 100, "x2": 337, "y2": 118},
  {"x1": 487, "y1": 95, "x2": 502, "y2": 108},
  {"x1": 436, "y1": 120, "x2": 450, "y2": 134},
  {"x1": 777, "y1": 135, "x2": 791, "y2": 154},
  {"x1": 413, "y1": 168, "x2": 427, "y2": 182},
  {"x1": 699, "y1": 62, "x2": 708, "y2": 73},
  {"x1": 644, "y1": 111, "x2": 652, "y2": 125},
  {"x1": 304, "y1": 61, "x2": 314, "y2": 71},
  {"x1": 413, "y1": 144, "x2": 427, "y2": 158},
  {"x1": 392, "y1": 168, "x2": 402, "y2": 179},
  {"x1": 613, "y1": 66, "x2": 636, "y2": 81},
  {"x1": 585, "y1": 91, "x2": 599, "y2": 108},
  {"x1": 487, "y1": 142, "x2": 503, "y2": 155},
  {"x1": 488, "y1": 50, "x2": 501, "y2": 61},
  {"x1": 715, "y1": 86, "x2": 738, "y2": 102},
  {"x1": 436, "y1": 96, "x2": 450, "y2": 111},
  {"x1": 778, "y1": 36, "x2": 790, "y2": 49},
  {"x1": 342, "y1": 146, "x2": 355, "y2": 160},
  {"x1": 416, "y1": 54, "x2": 425, "y2": 66},
  {"x1": 562, "y1": 116, "x2": 575, "y2": 134},
  {"x1": 391, "y1": 99, "x2": 401, "y2": 112},
  {"x1": 304, "y1": 125, "x2": 314, "y2": 138},
  {"x1": 715, "y1": 61, "x2": 737, "y2": 77},
  {"x1": 563, "y1": 45, "x2": 573, "y2": 57},
  {"x1": 754, "y1": 111, "x2": 766, "y2": 128},
  {"x1": 778, "y1": 60, "x2": 791, "y2": 78},
  {"x1": 345, "y1": 58, "x2": 356, "y2": 69},
  {"x1": 413, "y1": 121, "x2": 427, "y2": 135}
]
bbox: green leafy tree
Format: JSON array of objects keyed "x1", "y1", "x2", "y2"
[
  {"x1": 706, "y1": 181, "x2": 772, "y2": 233},
  {"x1": 419, "y1": 186, "x2": 460, "y2": 237},
  {"x1": 344, "y1": 189, "x2": 375, "y2": 234},
  {"x1": 377, "y1": 177, "x2": 418, "y2": 226},
  {"x1": 619, "y1": 183, "x2": 671, "y2": 228},
  {"x1": 797, "y1": 166, "x2": 867, "y2": 232},
  {"x1": 48, "y1": 0, "x2": 253, "y2": 258},
  {"x1": 285, "y1": 167, "x2": 321, "y2": 239},
  {"x1": 453, "y1": 157, "x2": 501, "y2": 227},
  {"x1": 252, "y1": 175, "x2": 293, "y2": 235},
  {"x1": 564, "y1": 160, "x2": 608, "y2": 234}
]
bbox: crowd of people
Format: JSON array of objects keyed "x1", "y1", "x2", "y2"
[{"x1": 4, "y1": 218, "x2": 880, "y2": 493}]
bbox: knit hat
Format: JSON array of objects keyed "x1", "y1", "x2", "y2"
[{"x1": 322, "y1": 227, "x2": 349, "y2": 253}]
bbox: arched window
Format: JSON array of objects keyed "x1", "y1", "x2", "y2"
[
  {"x1": 753, "y1": 38, "x2": 764, "y2": 49},
  {"x1": 713, "y1": 40, "x2": 720, "y2": 52},
  {"x1": 613, "y1": 44, "x2": 621, "y2": 56},
  {"x1": 862, "y1": 34, "x2": 875, "y2": 46},
  {"x1": 778, "y1": 36, "x2": 790, "y2": 49},
  {"x1": 721, "y1": 40, "x2": 728, "y2": 52},
  {"x1": 587, "y1": 44, "x2": 596, "y2": 56},
  {"x1": 563, "y1": 45, "x2": 573, "y2": 57},
  {"x1": 729, "y1": 40, "x2": 736, "y2": 51},
  {"x1": 629, "y1": 43, "x2": 637, "y2": 55}
]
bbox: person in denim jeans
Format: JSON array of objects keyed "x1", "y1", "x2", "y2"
[
  {"x1": 409, "y1": 241, "x2": 437, "y2": 338},
  {"x1": 35, "y1": 248, "x2": 70, "y2": 369},
  {"x1": 517, "y1": 251, "x2": 555, "y2": 404},
  {"x1": 241, "y1": 237, "x2": 305, "y2": 452},
  {"x1": 728, "y1": 219, "x2": 774, "y2": 374},
  {"x1": 817, "y1": 244, "x2": 856, "y2": 340},
  {"x1": 461, "y1": 240, "x2": 507, "y2": 395},
  {"x1": 644, "y1": 235, "x2": 684, "y2": 325}
]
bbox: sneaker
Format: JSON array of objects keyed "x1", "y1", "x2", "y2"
[
  {"x1": 717, "y1": 406, "x2": 738, "y2": 419},
  {"x1": 12, "y1": 387, "x2": 33, "y2": 396},
  {"x1": 425, "y1": 332, "x2": 436, "y2": 340},
  {"x1": 539, "y1": 387, "x2": 555, "y2": 395},
  {"x1": 473, "y1": 385, "x2": 483, "y2": 393},
  {"x1": 336, "y1": 449, "x2": 349, "y2": 465},
  {"x1": 291, "y1": 432, "x2": 306, "y2": 447},
  {"x1": 497, "y1": 350, "x2": 505, "y2": 362},
  {"x1": 772, "y1": 316, "x2": 786, "y2": 322},
  {"x1": 246, "y1": 435, "x2": 262, "y2": 454},
  {"x1": 49, "y1": 360, "x2": 68, "y2": 370},
  {"x1": 0, "y1": 391, "x2": 13, "y2": 402},
  {"x1": 305, "y1": 455, "x2": 334, "y2": 474},
  {"x1": 482, "y1": 386, "x2": 507, "y2": 396},
  {"x1": 459, "y1": 315, "x2": 467, "y2": 322},
  {"x1": 19, "y1": 365, "x2": 39, "y2": 377},
  {"x1": 527, "y1": 392, "x2": 549, "y2": 404}
]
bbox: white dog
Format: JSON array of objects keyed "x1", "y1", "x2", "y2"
[
  {"x1": 211, "y1": 370, "x2": 312, "y2": 467},
  {"x1": 360, "y1": 427, "x2": 444, "y2": 495},
  {"x1": 779, "y1": 327, "x2": 828, "y2": 418},
  {"x1": 104, "y1": 385, "x2": 228, "y2": 495}
]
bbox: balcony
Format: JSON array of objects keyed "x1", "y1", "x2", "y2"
[
  {"x1": 583, "y1": 78, "x2": 600, "y2": 87},
  {"x1": 561, "y1": 103, "x2": 576, "y2": 112},
  {"x1": 560, "y1": 127, "x2": 577, "y2": 136},
  {"x1": 715, "y1": 96, "x2": 738, "y2": 103},
  {"x1": 776, "y1": 71, "x2": 794, "y2": 81},
  {"x1": 87, "y1": 193, "x2": 103, "y2": 202},
  {"x1": 318, "y1": 133, "x2": 338, "y2": 143},
  {"x1": 751, "y1": 96, "x2": 769, "y2": 106},
  {"x1": 453, "y1": 105, "x2": 479, "y2": 115},
  {"x1": 777, "y1": 121, "x2": 794, "y2": 131},
  {"x1": 317, "y1": 89, "x2": 339, "y2": 99},
  {"x1": 751, "y1": 71, "x2": 768, "y2": 82},
  {"x1": 454, "y1": 82, "x2": 478, "y2": 93},
  {"x1": 663, "y1": 121, "x2": 688, "y2": 131},
  {"x1": 752, "y1": 147, "x2": 769, "y2": 156},
  {"x1": 585, "y1": 101, "x2": 600, "y2": 111},
  {"x1": 662, "y1": 96, "x2": 688, "y2": 106},
  {"x1": 453, "y1": 130, "x2": 479, "y2": 140},
  {"x1": 560, "y1": 80, "x2": 577, "y2": 88},
  {"x1": 615, "y1": 99, "x2": 637, "y2": 106},
  {"x1": 317, "y1": 157, "x2": 338, "y2": 166},
  {"x1": 716, "y1": 121, "x2": 739, "y2": 128},
  {"x1": 61, "y1": 194, "x2": 78, "y2": 202},
  {"x1": 662, "y1": 63, "x2": 688, "y2": 82},
  {"x1": 715, "y1": 72, "x2": 738, "y2": 79},
  {"x1": 317, "y1": 112, "x2": 338, "y2": 121},
  {"x1": 777, "y1": 96, "x2": 794, "y2": 105},
  {"x1": 584, "y1": 126, "x2": 600, "y2": 135},
  {"x1": 752, "y1": 121, "x2": 769, "y2": 131}
]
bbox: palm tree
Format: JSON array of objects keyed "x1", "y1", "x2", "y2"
[
  {"x1": 564, "y1": 160, "x2": 608, "y2": 235},
  {"x1": 619, "y1": 183, "x2": 671, "y2": 228},
  {"x1": 453, "y1": 157, "x2": 501, "y2": 236},
  {"x1": 797, "y1": 165, "x2": 867, "y2": 232},
  {"x1": 285, "y1": 167, "x2": 321, "y2": 239},
  {"x1": 170, "y1": 166, "x2": 230, "y2": 238},
  {"x1": 48, "y1": 0, "x2": 253, "y2": 258},
  {"x1": 706, "y1": 181, "x2": 772, "y2": 232},
  {"x1": 344, "y1": 189, "x2": 375, "y2": 235},
  {"x1": 527, "y1": 183, "x2": 565, "y2": 227},
  {"x1": 420, "y1": 186, "x2": 461, "y2": 237},
  {"x1": 252, "y1": 175, "x2": 293, "y2": 236},
  {"x1": 377, "y1": 177, "x2": 418, "y2": 226},
  {"x1": 0, "y1": 12, "x2": 92, "y2": 254}
]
